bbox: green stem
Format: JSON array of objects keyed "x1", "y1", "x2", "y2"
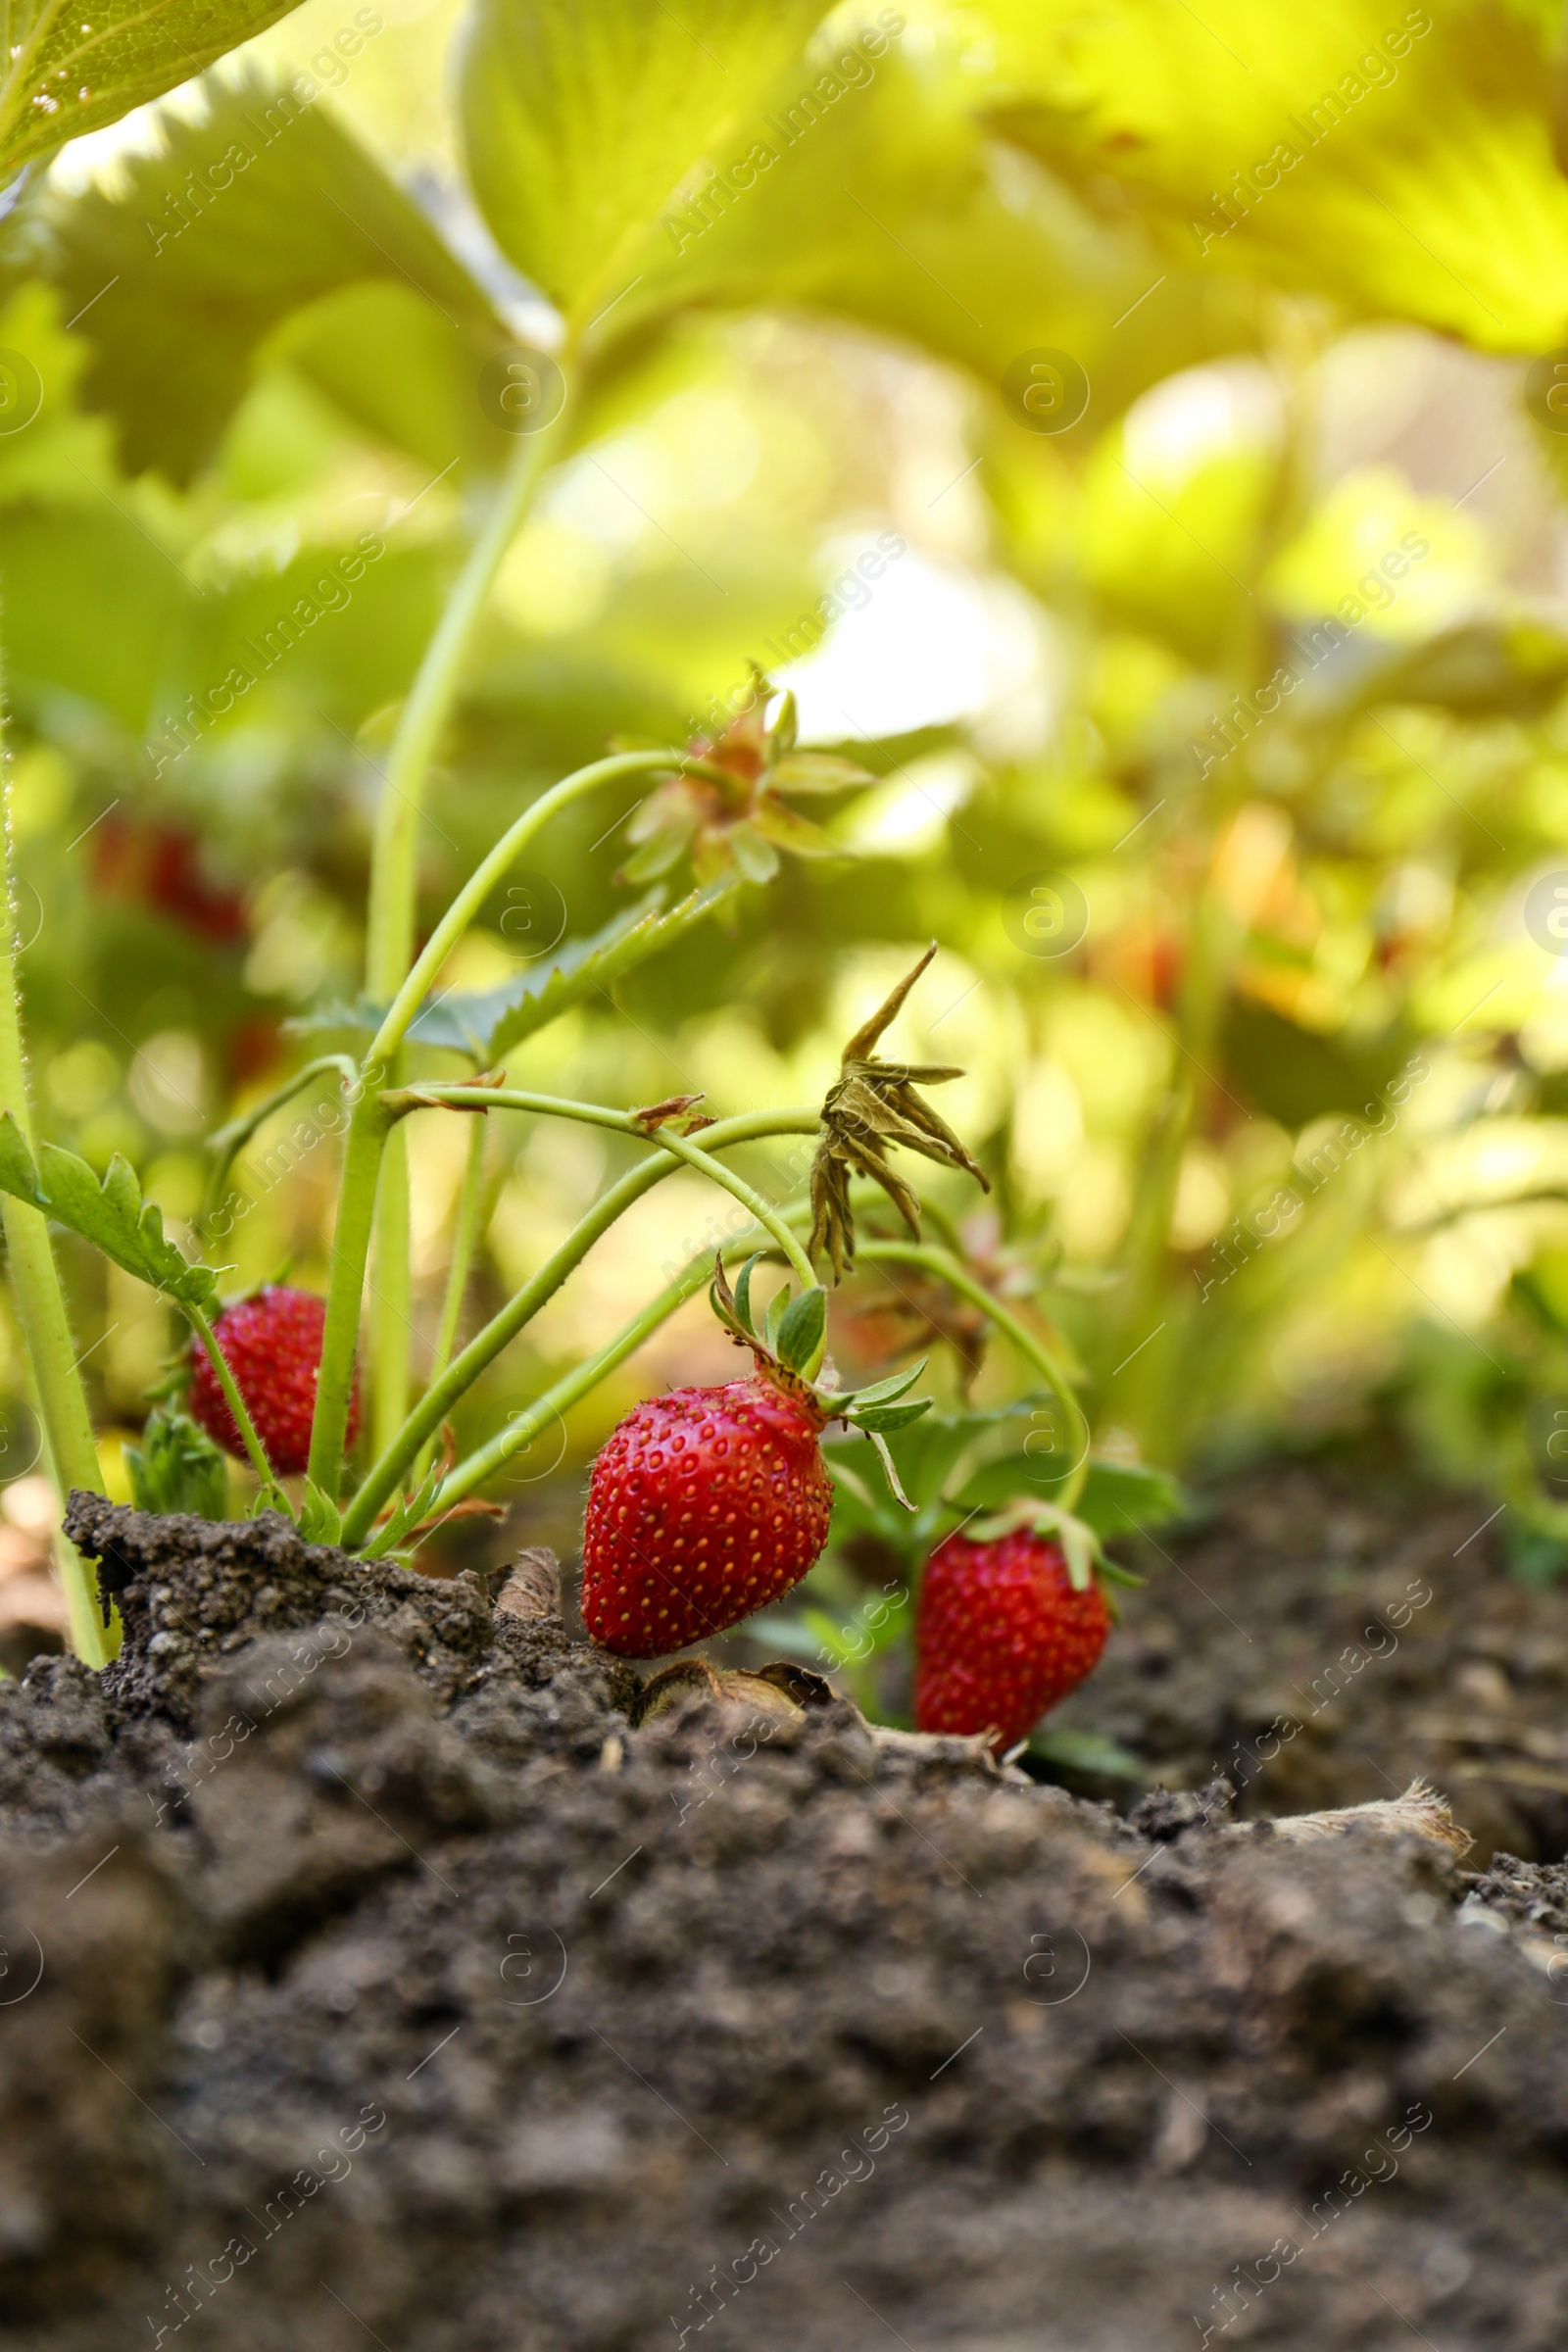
[
  {"x1": 426, "y1": 1240, "x2": 741, "y2": 1514},
  {"x1": 363, "y1": 411, "x2": 566, "y2": 1477},
  {"x1": 857, "y1": 1239, "x2": 1094, "y2": 1507},
  {"x1": 0, "y1": 755, "x2": 109, "y2": 1663},
  {"x1": 365, "y1": 426, "x2": 566, "y2": 1001},
  {"x1": 370, "y1": 1125, "x2": 412, "y2": 1456},
  {"x1": 183, "y1": 1302, "x2": 278, "y2": 1492},
  {"x1": 338, "y1": 1107, "x2": 818, "y2": 1544},
  {"x1": 411, "y1": 1113, "x2": 490, "y2": 1484},
  {"x1": 368, "y1": 751, "x2": 693, "y2": 1067},
  {"x1": 314, "y1": 752, "x2": 697, "y2": 1498},
  {"x1": 402, "y1": 1087, "x2": 817, "y2": 1286},
  {"x1": 429, "y1": 1114, "x2": 489, "y2": 1390},
  {"x1": 201, "y1": 1054, "x2": 357, "y2": 1248},
  {"x1": 307, "y1": 1090, "x2": 392, "y2": 1494}
]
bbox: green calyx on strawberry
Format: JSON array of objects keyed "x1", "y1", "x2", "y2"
[
  {"x1": 911, "y1": 1498, "x2": 1143, "y2": 1755},
  {"x1": 709, "y1": 1253, "x2": 935, "y2": 1495},
  {"x1": 956, "y1": 1497, "x2": 1145, "y2": 1594},
  {"x1": 578, "y1": 1257, "x2": 937, "y2": 1661}
]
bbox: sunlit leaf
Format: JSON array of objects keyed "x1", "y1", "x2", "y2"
[
  {"x1": 44, "y1": 74, "x2": 505, "y2": 481},
  {"x1": 969, "y1": 0, "x2": 1568, "y2": 352},
  {"x1": 460, "y1": 0, "x2": 831, "y2": 320},
  {"x1": 595, "y1": 40, "x2": 1260, "y2": 415},
  {"x1": 0, "y1": 0, "x2": 311, "y2": 182}
]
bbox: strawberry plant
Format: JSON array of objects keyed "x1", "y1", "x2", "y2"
[{"x1": 7, "y1": 0, "x2": 1568, "y2": 1697}]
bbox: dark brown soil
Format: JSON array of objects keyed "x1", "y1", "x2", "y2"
[
  {"x1": 1051, "y1": 1460, "x2": 1568, "y2": 1864},
  {"x1": 0, "y1": 1476, "x2": 1564, "y2": 2351}
]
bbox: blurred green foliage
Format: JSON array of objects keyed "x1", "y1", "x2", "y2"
[{"x1": 4, "y1": 0, "x2": 1568, "y2": 1582}]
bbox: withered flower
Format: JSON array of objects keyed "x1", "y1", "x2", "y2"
[
  {"x1": 617, "y1": 670, "x2": 870, "y2": 888},
  {"x1": 808, "y1": 944, "x2": 989, "y2": 1281},
  {"x1": 630, "y1": 1093, "x2": 713, "y2": 1134}
]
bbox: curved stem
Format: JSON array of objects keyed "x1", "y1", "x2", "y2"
[
  {"x1": 362, "y1": 405, "x2": 566, "y2": 1472},
  {"x1": 658, "y1": 1132, "x2": 817, "y2": 1289},
  {"x1": 201, "y1": 1054, "x2": 356, "y2": 1248},
  {"x1": 426, "y1": 1235, "x2": 759, "y2": 1514},
  {"x1": 183, "y1": 1302, "x2": 278, "y2": 1493},
  {"x1": 365, "y1": 423, "x2": 566, "y2": 1002},
  {"x1": 404, "y1": 1086, "x2": 817, "y2": 1287},
  {"x1": 314, "y1": 750, "x2": 720, "y2": 1497},
  {"x1": 338, "y1": 1107, "x2": 819, "y2": 1544},
  {"x1": 856, "y1": 1239, "x2": 1094, "y2": 1507},
  {"x1": 368, "y1": 750, "x2": 692, "y2": 1067}
]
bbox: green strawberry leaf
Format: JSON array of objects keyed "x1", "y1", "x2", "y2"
[
  {"x1": 43, "y1": 74, "x2": 507, "y2": 484},
  {"x1": 827, "y1": 1401, "x2": 1035, "y2": 1513},
  {"x1": 0, "y1": 1111, "x2": 47, "y2": 1211},
  {"x1": 956, "y1": 1450, "x2": 1187, "y2": 1539},
  {"x1": 775, "y1": 1284, "x2": 826, "y2": 1374},
  {"x1": 0, "y1": 0, "x2": 315, "y2": 185},
  {"x1": 358, "y1": 1459, "x2": 444, "y2": 1558},
  {"x1": 0, "y1": 1113, "x2": 222, "y2": 1311},
  {"x1": 971, "y1": 0, "x2": 1568, "y2": 354},
  {"x1": 459, "y1": 0, "x2": 832, "y2": 321},
  {"x1": 403, "y1": 885, "x2": 737, "y2": 1061},
  {"x1": 838, "y1": 1359, "x2": 926, "y2": 1408}
]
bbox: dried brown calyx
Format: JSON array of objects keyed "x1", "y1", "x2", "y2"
[{"x1": 808, "y1": 944, "x2": 989, "y2": 1281}]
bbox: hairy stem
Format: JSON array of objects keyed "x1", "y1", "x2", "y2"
[
  {"x1": 856, "y1": 1239, "x2": 1094, "y2": 1507},
  {"x1": 0, "y1": 746, "x2": 109, "y2": 1662},
  {"x1": 183, "y1": 1301, "x2": 278, "y2": 1492},
  {"x1": 339, "y1": 1107, "x2": 818, "y2": 1544},
  {"x1": 369, "y1": 1127, "x2": 412, "y2": 1456}
]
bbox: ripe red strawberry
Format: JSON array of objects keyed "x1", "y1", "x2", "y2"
[
  {"x1": 188, "y1": 1284, "x2": 358, "y2": 1477},
  {"x1": 581, "y1": 1375, "x2": 833, "y2": 1657},
  {"x1": 914, "y1": 1528, "x2": 1110, "y2": 1753}
]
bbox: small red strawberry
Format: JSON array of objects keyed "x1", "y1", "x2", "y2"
[
  {"x1": 188, "y1": 1284, "x2": 358, "y2": 1477},
  {"x1": 581, "y1": 1374, "x2": 833, "y2": 1656},
  {"x1": 914, "y1": 1526, "x2": 1110, "y2": 1753},
  {"x1": 580, "y1": 1254, "x2": 935, "y2": 1659}
]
